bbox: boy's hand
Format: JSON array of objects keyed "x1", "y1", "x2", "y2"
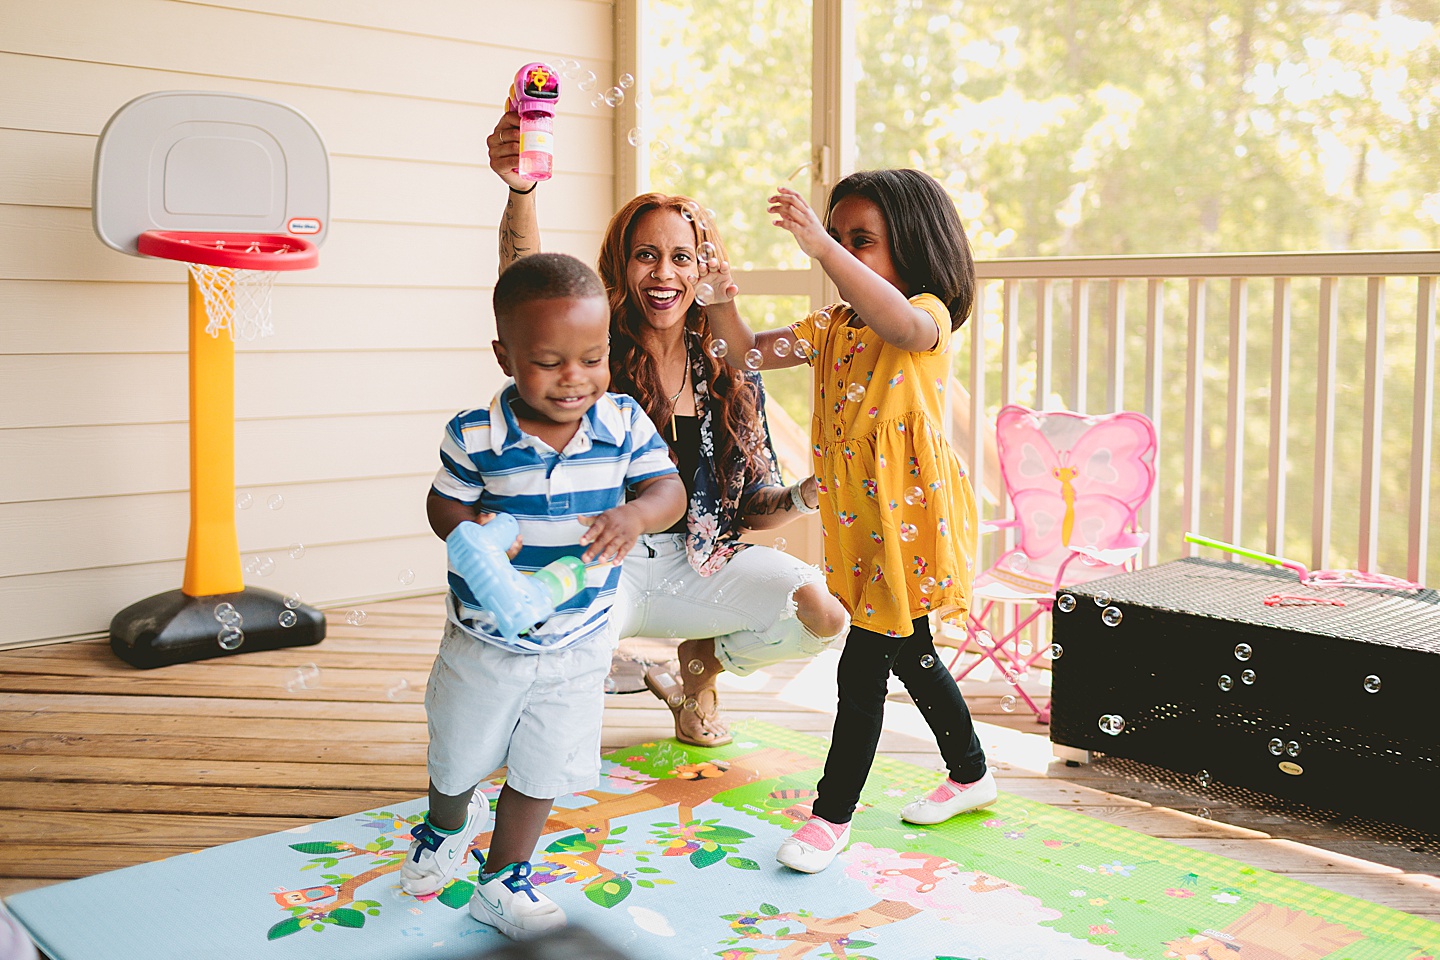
[
  {"x1": 486, "y1": 105, "x2": 532, "y2": 192},
  {"x1": 769, "y1": 187, "x2": 835, "y2": 260},
  {"x1": 577, "y1": 504, "x2": 645, "y2": 563},
  {"x1": 476, "y1": 511, "x2": 523, "y2": 559},
  {"x1": 696, "y1": 256, "x2": 739, "y2": 306}
]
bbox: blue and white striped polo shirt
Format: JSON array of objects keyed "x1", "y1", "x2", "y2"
[{"x1": 431, "y1": 382, "x2": 677, "y2": 652}]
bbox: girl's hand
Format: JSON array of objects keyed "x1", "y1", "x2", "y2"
[
  {"x1": 578, "y1": 504, "x2": 644, "y2": 563},
  {"x1": 769, "y1": 187, "x2": 835, "y2": 260},
  {"x1": 486, "y1": 106, "x2": 532, "y2": 192},
  {"x1": 696, "y1": 256, "x2": 739, "y2": 306}
]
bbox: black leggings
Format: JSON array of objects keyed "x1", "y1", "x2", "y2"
[{"x1": 811, "y1": 616, "x2": 987, "y2": 825}]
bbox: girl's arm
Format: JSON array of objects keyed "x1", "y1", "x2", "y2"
[
  {"x1": 486, "y1": 108, "x2": 541, "y2": 270},
  {"x1": 700, "y1": 262, "x2": 814, "y2": 372},
  {"x1": 769, "y1": 187, "x2": 937, "y2": 353}
]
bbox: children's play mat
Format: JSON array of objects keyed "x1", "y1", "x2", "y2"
[{"x1": 8, "y1": 721, "x2": 1437, "y2": 959}]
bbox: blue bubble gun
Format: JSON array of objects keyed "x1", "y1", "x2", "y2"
[{"x1": 446, "y1": 514, "x2": 587, "y2": 644}]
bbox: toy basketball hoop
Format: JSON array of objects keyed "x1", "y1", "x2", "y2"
[{"x1": 138, "y1": 230, "x2": 319, "y2": 340}]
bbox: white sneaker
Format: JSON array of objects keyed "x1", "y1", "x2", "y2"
[
  {"x1": 400, "y1": 791, "x2": 489, "y2": 895},
  {"x1": 468, "y1": 861, "x2": 567, "y2": 940},
  {"x1": 900, "y1": 769, "x2": 998, "y2": 824},
  {"x1": 775, "y1": 815, "x2": 851, "y2": 874}
]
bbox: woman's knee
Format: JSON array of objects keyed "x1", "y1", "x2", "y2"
[{"x1": 795, "y1": 582, "x2": 849, "y2": 638}]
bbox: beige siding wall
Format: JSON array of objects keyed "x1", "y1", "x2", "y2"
[{"x1": 0, "y1": 0, "x2": 619, "y2": 646}]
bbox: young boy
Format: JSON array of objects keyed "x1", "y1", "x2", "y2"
[{"x1": 403, "y1": 253, "x2": 686, "y2": 940}]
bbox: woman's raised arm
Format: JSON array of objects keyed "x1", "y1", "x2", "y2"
[{"x1": 487, "y1": 108, "x2": 542, "y2": 271}]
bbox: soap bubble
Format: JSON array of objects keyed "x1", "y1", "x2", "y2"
[
  {"x1": 1093, "y1": 592, "x2": 1110, "y2": 606},
  {"x1": 651, "y1": 138, "x2": 670, "y2": 157},
  {"x1": 605, "y1": 87, "x2": 625, "y2": 107},
  {"x1": 899, "y1": 523, "x2": 919, "y2": 541},
  {"x1": 1098, "y1": 713, "x2": 1125, "y2": 735},
  {"x1": 744, "y1": 348, "x2": 763, "y2": 370},
  {"x1": 1364, "y1": 674, "x2": 1382, "y2": 693},
  {"x1": 346, "y1": 609, "x2": 368, "y2": 626},
  {"x1": 773, "y1": 537, "x2": 787, "y2": 552},
  {"x1": 793, "y1": 339, "x2": 813, "y2": 360},
  {"x1": 918, "y1": 653, "x2": 935, "y2": 669},
  {"x1": 1056, "y1": 594, "x2": 1076, "y2": 613},
  {"x1": 279, "y1": 610, "x2": 298, "y2": 628},
  {"x1": 976, "y1": 630, "x2": 994, "y2": 648},
  {"x1": 217, "y1": 625, "x2": 244, "y2": 650},
  {"x1": 590, "y1": 94, "x2": 606, "y2": 108},
  {"x1": 1004, "y1": 671, "x2": 1021, "y2": 685},
  {"x1": 267, "y1": 493, "x2": 285, "y2": 511},
  {"x1": 1268, "y1": 738, "x2": 1284, "y2": 755},
  {"x1": 213, "y1": 602, "x2": 238, "y2": 623},
  {"x1": 814, "y1": 308, "x2": 832, "y2": 329},
  {"x1": 707, "y1": 338, "x2": 728, "y2": 359},
  {"x1": 1285, "y1": 740, "x2": 1301, "y2": 757},
  {"x1": 682, "y1": 696, "x2": 698, "y2": 711},
  {"x1": 663, "y1": 162, "x2": 682, "y2": 182},
  {"x1": 697, "y1": 241, "x2": 717, "y2": 263},
  {"x1": 1101, "y1": 605, "x2": 1123, "y2": 627},
  {"x1": 1008, "y1": 551, "x2": 1029, "y2": 572},
  {"x1": 1234, "y1": 643, "x2": 1252, "y2": 661},
  {"x1": 578, "y1": 71, "x2": 597, "y2": 91},
  {"x1": 618, "y1": 72, "x2": 634, "y2": 88},
  {"x1": 236, "y1": 492, "x2": 253, "y2": 510},
  {"x1": 1218, "y1": 674, "x2": 1234, "y2": 691},
  {"x1": 1240, "y1": 668, "x2": 1256, "y2": 684},
  {"x1": 398, "y1": 568, "x2": 416, "y2": 586},
  {"x1": 1000, "y1": 695, "x2": 1017, "y2": 713},
  {"x1": 680, "y1": 201, "x2": 700, "y2": 222},
  {"x1": 773, "y1": 338, "x2": 792, "y2": 358},
  {"x1": 289, "y1": 543, "x2": 306, "y2": 560},
  {"x1": 846, "y1": 383, "x2": 865, "y2": 402},
  {"x1": 1197, "y1": 806, "x2": 1212, "y2": 820},
  {"x1": 386, "y1": 678, "x2": 410, "y2": 701},
  {"x1": 253, "y1": 556, "x2": 275, "y2": 577},
  {"x1": 919, "y1": 576, "x2": 936, "y2": 594},
  {"x1": 695, "y1": 282, "x2": 715, "y2": 305},
  {"x1": 627, "y1": 127, "x2": 645, "y2": 146},
  {"x1": 284, "y1": 591, "x2": 302, "y2": 609},
  {"x1": 687, "y1": 658, "x2": 706, "y2": 676},
  {"x1": 1045, "y1": 643, "x2": 1063, "y2": 660},
  {"x1": 1196, "y1": 769, "x2": 1212, "y2": 788},
  {"x1": 667, "y1": 691, "x2": 684, "y2": 707},
  {"x1": 905, "y1": 486, "x2": 925, "y2": 506}
]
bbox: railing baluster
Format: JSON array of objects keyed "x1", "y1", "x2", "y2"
[
  {"x1": 1410, "y1": 275, "x2": 1436, "y2": 583},
  {"x1": 1071, "y1": 278, "x2": 1089, "y2": 412},
  {"x1": 1224, "y1": 278, "x2": 1248, "y2": 547},
  {"x1": 1184, "y1": 278, "x2": 1206, "y2": 555},
  {"x1": 1313, "y1": 277, "x2": 1339, "y2": 572},
  {"x1": 1107, "y1": 278, "x2": 1126, "y2": 412},
  {"x1": 1358, "y1": 277, "x2": 1386, "y2": 571},
  {"x1": 1143, "y1": 278, "x2": 1164, "y2": 566},
  {"x1": 970, "y1": 279, "x2": 988, "y2": 521},
  {"x1": 1267, "y1": 277, "x2": 1292, "y2": 558},
  {"x1": 1002, "y1": 279, "x2": 1019, "y2": 409},
  {"x1": 1035, "y1": 278, "x2": 1053, "y2": 408}
]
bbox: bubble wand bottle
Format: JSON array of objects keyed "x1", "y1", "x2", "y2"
[{"x1": 513, "y1": 62, "x2": 560, "y2": 181}]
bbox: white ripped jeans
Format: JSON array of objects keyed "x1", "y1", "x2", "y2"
[{"x1": 612, "y1": 533, "x2": 849, "y2": 674}]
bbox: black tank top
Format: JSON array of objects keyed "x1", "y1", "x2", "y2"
[{"x1": 664, "y1": 413, "x2": 700, "y2": 534}]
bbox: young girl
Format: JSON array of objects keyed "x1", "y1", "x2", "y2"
[{"x1": 702, "y1": 168, "x2": 993, "y2": 874}]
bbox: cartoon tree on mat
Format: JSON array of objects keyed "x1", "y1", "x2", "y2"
[{"x1": 1160, "y1": 903, "x2": 1362, "y2": 960}]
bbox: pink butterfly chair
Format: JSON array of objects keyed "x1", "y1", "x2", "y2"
[{"x1": 949, "y1": 405, "x2": 1158, "y2": 723}]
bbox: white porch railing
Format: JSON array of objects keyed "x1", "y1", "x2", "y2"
[{"x1": 963, "y1": 251, "x2": 1440, "y2": 583}]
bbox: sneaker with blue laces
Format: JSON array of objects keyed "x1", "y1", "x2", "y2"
[
  {"x1": 400, "y1": 791, "x2": 489, "y2": 895},
  {"x1": 468, "y1": 861, "x2": 566, "y2": 940}
]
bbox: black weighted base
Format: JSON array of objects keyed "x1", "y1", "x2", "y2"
[{"x1": 110, "y1": 587, "x2": 325, "y2": 668}]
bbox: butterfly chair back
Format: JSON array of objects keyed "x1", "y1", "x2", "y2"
[{"x1": 949, "y1": 405, "x2": 1157, "y2": 722}]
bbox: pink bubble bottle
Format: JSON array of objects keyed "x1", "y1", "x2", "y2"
[{"x1": 514, "y1": 62, "x2": 560, "y2": 181}]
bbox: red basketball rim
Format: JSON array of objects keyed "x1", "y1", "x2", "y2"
[{"x1": 137, "y1": 231, "x2": 319, "y2": 271}]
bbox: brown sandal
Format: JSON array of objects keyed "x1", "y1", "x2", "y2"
[{"x1": 644, "y1": 663, "x2": 734, "y2": 747}]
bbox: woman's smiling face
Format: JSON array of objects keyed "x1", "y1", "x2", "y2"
[{"x1": 625, "y1": 208, "x2": 700, "y2": 334}]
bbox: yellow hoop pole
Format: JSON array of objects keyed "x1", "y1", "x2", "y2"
[{"x1": 182, "y1": 271, "x2": 243, "y2": 596}]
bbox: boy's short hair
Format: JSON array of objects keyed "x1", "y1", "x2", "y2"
[{"x1": 493, "y1": 253, "x2": 606, "y2": 340}]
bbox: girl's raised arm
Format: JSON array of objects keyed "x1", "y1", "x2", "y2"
[
  {"x1": 769, "y1": 187, "x2": 937, "y2": 353},
  {"x1": 698, "y1": 259, "x2": 811, "y2": 372}
]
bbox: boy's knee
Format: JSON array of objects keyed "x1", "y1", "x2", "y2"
[{"x1": 795, "y1": 583, "x2": 849, "y2": 638}]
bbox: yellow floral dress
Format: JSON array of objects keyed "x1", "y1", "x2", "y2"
[{"x1": 789, "y1": 293, "x2": 978, "y2": 637}]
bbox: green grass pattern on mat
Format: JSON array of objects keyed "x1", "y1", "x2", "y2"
[{"x1": 610, "y1": 720, "x2": 1439, "y2": 960}]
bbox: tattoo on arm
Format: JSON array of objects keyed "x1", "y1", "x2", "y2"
[
  {"x1": 741, "y1": 486, "x2": 796, "y2": 520},
  {"x1": 499, "y1": 207, "x2": 535, "y2": 270}
]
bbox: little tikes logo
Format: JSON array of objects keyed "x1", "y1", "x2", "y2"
[{"x1": 287, "y1": 217, "x2": 322, "y2": 235}]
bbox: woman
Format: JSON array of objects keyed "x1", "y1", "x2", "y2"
[{"x1": 487, "y1": 110, "x2": 850, "y2": 746}]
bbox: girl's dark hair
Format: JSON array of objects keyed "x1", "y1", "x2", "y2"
[
  {"x1": 825, "y1": 168, "x2": 976, "y2": 331},
  {"x1": 596, "y1": 193, "x2": 770, "y2": 494}
]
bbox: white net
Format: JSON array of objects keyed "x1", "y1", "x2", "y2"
[{"x1": 186, "y1": 263, "x2": 278, "y2": 341}]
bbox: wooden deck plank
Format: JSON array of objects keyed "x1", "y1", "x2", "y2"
[{"x1": 0, "y1": 781, "x2": 417, "y2": 817}]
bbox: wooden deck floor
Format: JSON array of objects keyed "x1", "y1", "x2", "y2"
[{"x1": 3, "y1": 594, "x2": 1437, "y2": 927}]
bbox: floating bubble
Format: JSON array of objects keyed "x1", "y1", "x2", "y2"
[
  {"x1": 604, "y1": 676, "x2": 617, "y2": 693},
  {"x1": 1056, "y1": 594, "x2": 1076, "y2": 614},
  {"x1": 687, "y1": 658, "x2": 706, "y2": 676},
  {"x1": 1019, "y1": 641, "x2": 1032, "y2": 656},
  {"x1": 773, "y1": 536, "x2": 787, "y2": 552},
  {"x1": 772, "y1": 338, "x2": 792, "y2": 358},
  {"x1": 278, "y1": 609, "x2": 299, "y2": 629},
  {"x1": 905, "y1": 486, "x2": 926, "y2": 506},
  {"x1": 604, "y1": 86, "x2": 625, "y2": 107},
  {"x1": 1268, "y1": 738, "x2": 1284, "y2": 755},
  {"x1": 1364, "y1": 674, "x2": 1382, "y2": 693},
  {"x1": 918, "y1": 653, "x2": 935, "y2": 669},
  {"x1": 578, "y1": 71, "x2": 597, "y2": 91},
  {"x1": 1285, "y1": 740, "x2": 1301, "y2": 757},
  {"x1": 346, "y1": 609, "x2": 368, "y2": 627},
  {"x1": 651, "y1": 138, "x2": 670, "y2": 157},
  {"x1": 284, "y1": 591, "x2": 302, "y2": 609},
  {"x1": 218, "y1": 625, "x2": 244, "y2": 650},
  {"x1": 680, "y1": 201, "x2": 700, "y2": 222},
  {"x1": 814, "y1": 309, "x2": 832, "y2": 329},
  {"x1": 626, "y1": 127, "x2": 645, "y2": 146},
  {"x1": 1240, "y1": 668, "x2": 1256, "y2": 685},
  {"x1": 1218, "y1": 674, "x2": 1234, "y2": 691},
  {"x1": 695, "y1": 282, "x2": 716, "y2": 305},
  {"x1": 707, "y1": 338, "x2": 729, "y2": 359},
  {"x1": 793, "y1": 338, "x2": 813, "y2": 360},
  {"x1": 743, "y1": 348, "x2": 763, "y2": 370},
  {"x1": 1093, "y1": 592, "x2": 1111, "y2": 607},
  {"x1": 976, "y1": 630, "x2": 994, "y2": 648},
  {"x1": 846, "y1": 383, "x2": 865, "y2": 402},
  {"x1": 1234, "y1": 643, "x2": 1252, "y2": 661},
  {"x1": 289, "y1": 543, "x2": 306, "y2": 560},
  {"x1": 590, "y1": 94, "x2": 606, "y2": 109},
  {"x1": 386, "y1": 678, "x2": 410, "y2": 701},
  {"x1": 899, "y1": 523, "x2": 919, "y2": 541},
  {"x1": 473, "y1": 610, "x2": 497, "y2": 632},
  {"x1": 1000, "y1": 695, "x2": 1017, "y2": 713},
  {"x1": 254, "y1": 556, "x2": 275, "y2": 577},
  {"x1": 618, "y1": 72, "x2": 634, "y2": 88},
  {"x1": 667, "y1": 692, "x2": 685, "y2": 707},
  {"x1": 663, "y1": 162, "x2": 682, "y2": 181},
  {"x1": 267, "y1": 493, "x2": 285, "y2": 511},
  {"x1": 398, "y1": 568, "x2": 416, "y2": 586},
  {"x1": 236, "y1": 492, "x2": 253, "y2": 510},
  {"x1": 1004, "y1": 671, "x2": 1021, "y2": 685},
  {"x1": 1197, "y1": 806, "x2": 1212, "y2": 820},
  {"x1": 1008, "y1": 551, "x2": 1028, "y2": 572},
  {"x1": 1196, "y1": 769, "x2": 1212, "y2": 788},
  {"x1": 1101, "y1": 605, "x2": 1123, "y2": 627},
  {"x1": 213, "y1": 602, "x2": 238, "y2": 623},
  {"x1": 919, "y1": 576, "x2": 936, "y2": 594},
  {"x1": 697, "y1": 241, "x2": 717, "y2": 263},
  {"x1": 1045, "y1": 643, "x2": 1063, "y2": 660},
  {"x1": 682, "y1": 696, "x2": 698, "y2": 712},
  {"x1": 1099, "y1": 714, "x2": 1125, "y2": 735}
]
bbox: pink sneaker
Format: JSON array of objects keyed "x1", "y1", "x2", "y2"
[
  {"x1": 900, "y1": 769, "x2": 997, "y2": 824},
  {"x1": 775, "y1": 815, "x2": 851, "y2": 874}
]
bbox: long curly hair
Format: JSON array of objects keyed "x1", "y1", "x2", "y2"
[{"x1": 596, "y1": 193, "x2": 770, "y2": 496}]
